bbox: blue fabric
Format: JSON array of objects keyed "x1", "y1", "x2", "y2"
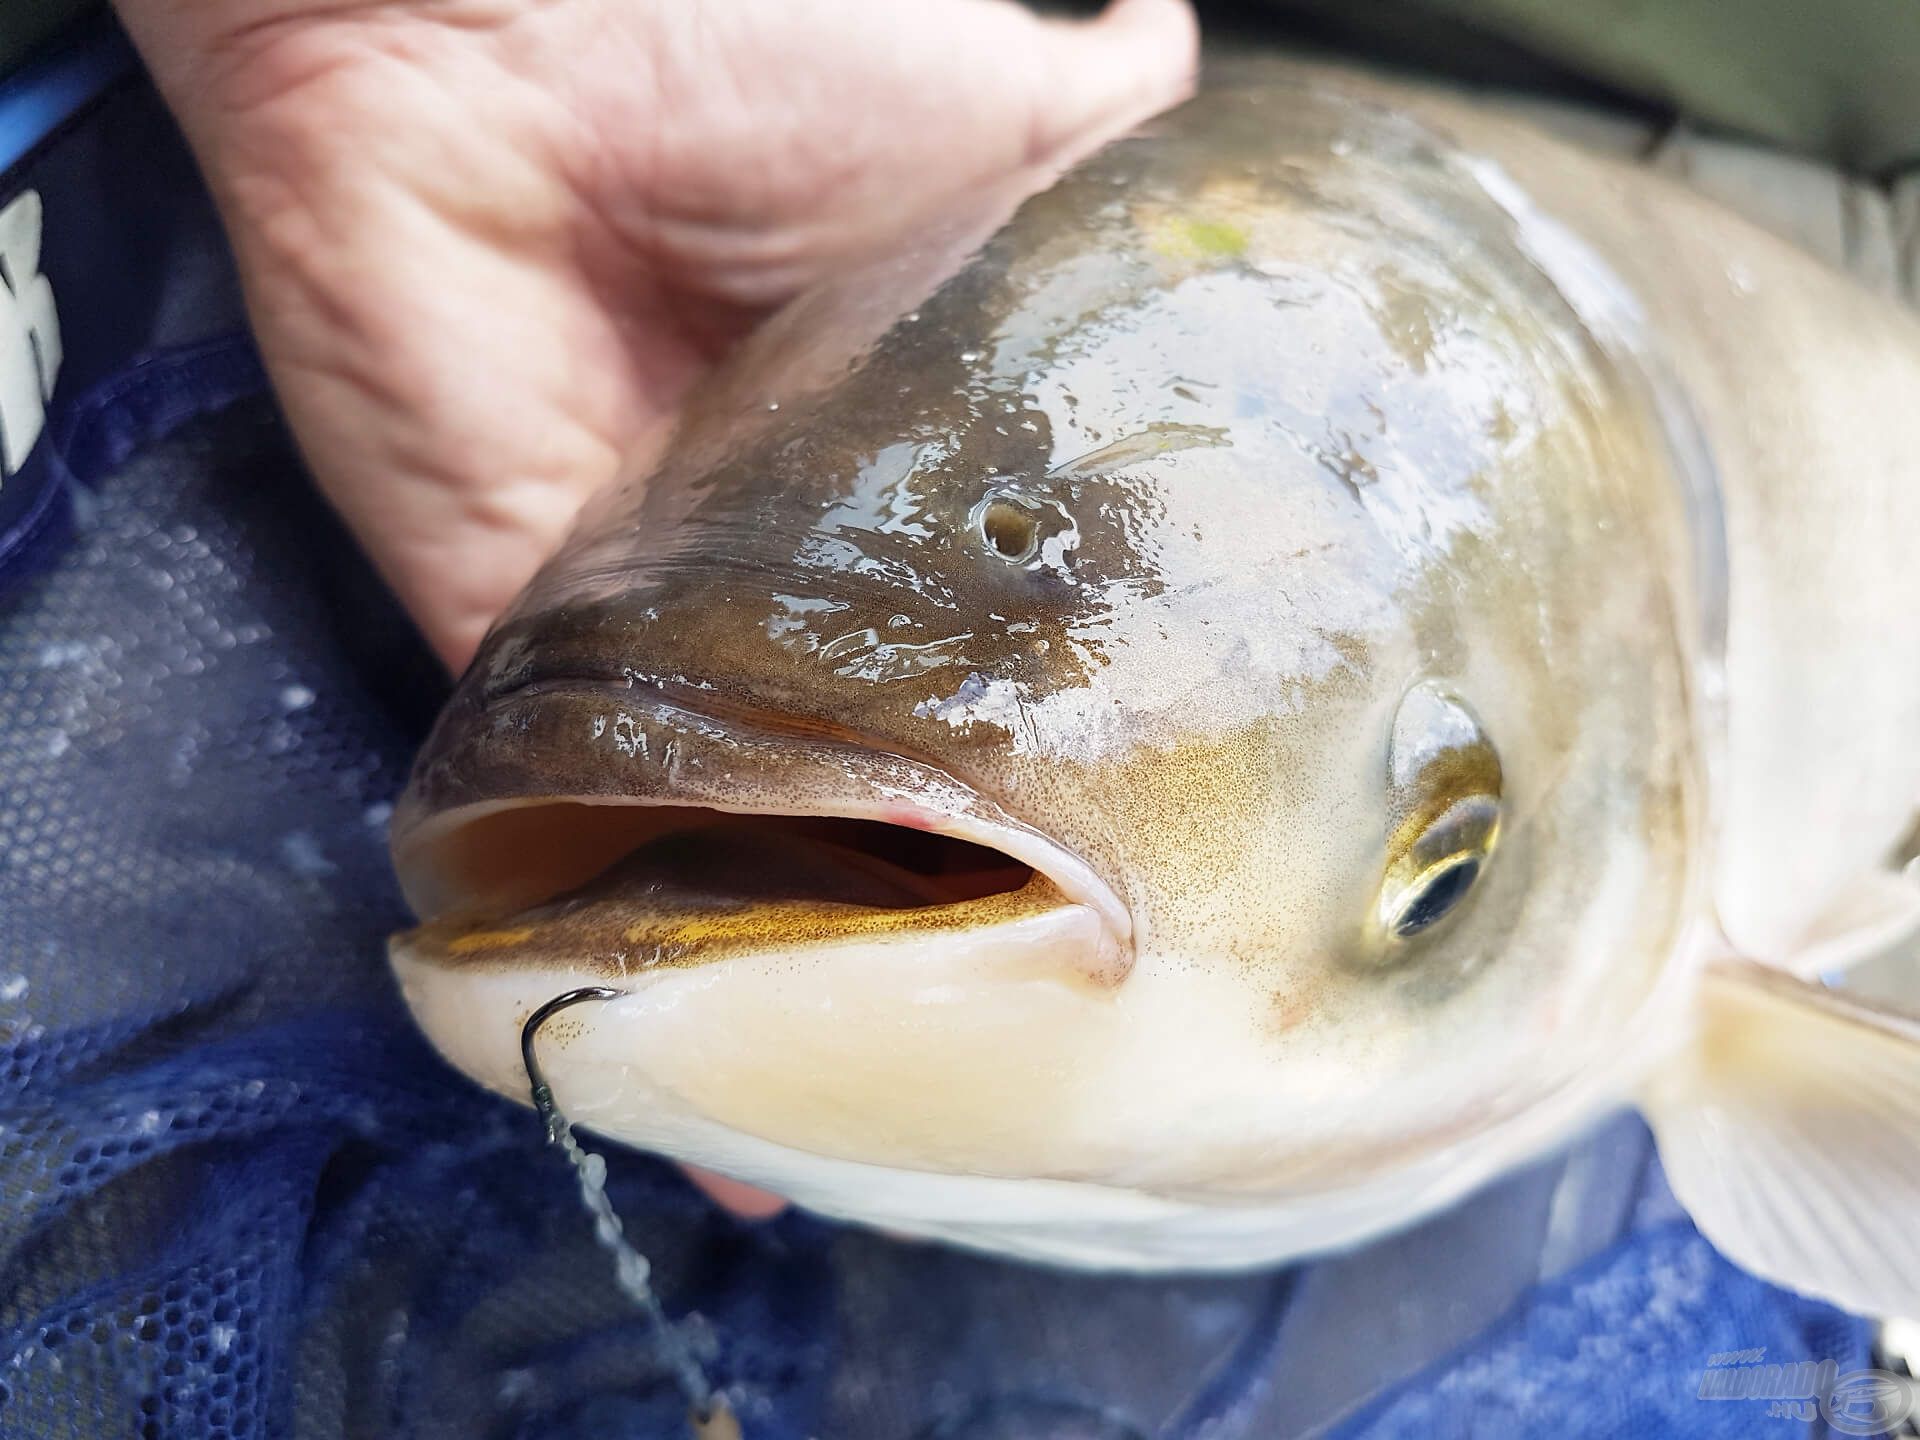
[
  {"x1": 1330, "y1": 1223, "x2": 1875, "y2": 1439},
  {"x1": 0, "y1": 31, "x2": 1887, "y2": 1440},
  {"x1": 0, "y1": 18, "x2": 245, "y2": 597},
  {"x1": 53, "y1": 336, "x2": 267, "y2": 487},
  {"x1": 0, "y1": 15, "x2": 134, "y2": 177}
]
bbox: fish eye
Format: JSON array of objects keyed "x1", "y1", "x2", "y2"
[
  {"x1": 972, "y1": 489, "x2": 1042, "y2": 563},
  {"x1": 1376, "y1": 683, "x2": 1502, "y2": 942},
  {"x1": 1391, "y1": 852, "x2": 1483, "y2": 937}
]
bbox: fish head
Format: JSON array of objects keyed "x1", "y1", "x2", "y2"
[{"x1": 390, "y1": 74, "x2": 1713, "y2": 1261}]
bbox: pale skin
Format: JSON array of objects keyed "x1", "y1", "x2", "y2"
[{"x1": 109, "y1": 0, "x2": 1197, "y2": 1217}]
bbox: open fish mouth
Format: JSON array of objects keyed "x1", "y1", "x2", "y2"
[{"x1": 389, "y1": 681, "x2": 1132, "y2": 987}]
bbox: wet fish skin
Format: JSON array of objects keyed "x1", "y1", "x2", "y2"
[{"x1": 389, "y1": 59, "x2": 1920, "y2": 1307}]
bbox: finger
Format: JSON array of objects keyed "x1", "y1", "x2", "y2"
[
  {"x1": 1027, "y1": 0, "x2": 1201, "y2": 168},
  {"x1": 683, "y1": 1164, "x2": 790, "y2": 1220},
  {"x1": 625, "y1": 0, "x2": 1199, "y2": 311}
]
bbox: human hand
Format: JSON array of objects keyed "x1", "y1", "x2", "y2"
[
  {"x1": 113, "y1": 0, "x2": 1195, "y2": 1217},
  {"x1": 116, "y1": 0, "x2": 1199, "y2": 670}
]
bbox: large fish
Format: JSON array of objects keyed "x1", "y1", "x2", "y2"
[{"x1": 389, "y1": 59, "x2": 1920, "y2": 1316}]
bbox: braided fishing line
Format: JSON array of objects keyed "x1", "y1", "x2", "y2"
[{"x1": 521, "y1": 988, "x2": 739, "y2": 1439}]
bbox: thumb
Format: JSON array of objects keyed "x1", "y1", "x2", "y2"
[{"x1": 1025, "y1": 0, "x2": 1202, "y2": 170}]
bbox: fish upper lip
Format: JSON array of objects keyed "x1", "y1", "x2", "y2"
[
  {"x1": 421, "y1": 672, "x2": 1136, "y2": 950},
  {"x1": 482, "y1": 668, "x2": 1000, "y2": 776},
  {"x1": 479, "y1": 663, "x2": 635, "y2": 709}
]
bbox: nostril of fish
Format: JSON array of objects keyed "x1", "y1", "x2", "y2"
[
  {"x1": 969, "y1": 486, "x2": 1079, "y2": 572},
  {"x1": 974, "y1": 491, "x2": 1042, "y2": 563}
]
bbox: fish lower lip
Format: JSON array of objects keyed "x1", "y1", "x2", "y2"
[{"x1": 395, "y1": 683, "x2": 1135, "y2": 958}]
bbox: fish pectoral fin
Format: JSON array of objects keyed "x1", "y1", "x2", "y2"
[
  {"x1": 1772, "y1": 863, "x2": 1920, "y2": 978},
  {"x1": 1639, "y1": 958, "x2": 1920, "y2": 1318}
]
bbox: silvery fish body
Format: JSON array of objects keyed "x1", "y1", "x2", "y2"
[{"x1": 389, "y1": 61, "x2": 1920, "y2": 1311}]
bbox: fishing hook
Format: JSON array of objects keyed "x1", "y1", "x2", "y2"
[
  {"x1": 521, "y1": 987, "x2": 739, "y2": 1439},
  {"x1": 522, "y1": 986, "x2": 625, "y2": 1145}
]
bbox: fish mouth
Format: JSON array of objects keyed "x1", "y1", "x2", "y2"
[{"x1": 390, "y1": 680, "x2": 1132, "y2": 983}]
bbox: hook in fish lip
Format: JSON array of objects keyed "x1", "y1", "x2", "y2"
[
  {"x1": 520, "y1": 982, "x2": 731, "y2": 1437},
  {"x1": 522, "y1": 985, "x2": 627, "y2": 1142}
]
